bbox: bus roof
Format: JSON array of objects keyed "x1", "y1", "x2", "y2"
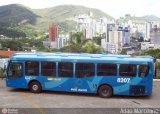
[{"x1": 10, "y1": 52, "x2": 154, "y2": 64}]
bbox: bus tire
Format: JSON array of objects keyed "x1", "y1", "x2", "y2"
[
  {"x1": 29, "y1": 81, "x2": 42, "y2": 93},
  {"x1": 98, "y1": 85, "x2": 112, "y2": 98}
]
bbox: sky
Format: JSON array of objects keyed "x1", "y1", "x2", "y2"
[{"x1": 0, "y1": 0, "x2": 160, "y2": 18}]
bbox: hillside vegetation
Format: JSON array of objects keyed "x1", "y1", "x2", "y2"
[
  {"x1": 1, "y1": 4, "x2": 160, "y2": 38},
  {"x1": 0, "y1": 4, "x2": 38, "y2": 25},
  {"x1": 0, "y1": 4, "x2": 114, "y2": 35}
]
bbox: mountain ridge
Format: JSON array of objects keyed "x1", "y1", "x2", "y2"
[{"x1": 0, "y1": 4, "x2": 115, "y2": 33}]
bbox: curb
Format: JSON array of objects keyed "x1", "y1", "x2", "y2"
[{"x1": 153, "y1": 79, "x2": 160, "y2": 81}]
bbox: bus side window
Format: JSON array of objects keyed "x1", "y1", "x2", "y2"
[
  {"x1": 25, "y1": 61, "x2": 39, "y2": 76},
  {"x1": 119, "y1": 64, "x2": 137, "y2": 77},
  {"x1": 139, "y1": 65, "x2": 149, "y2": 77},
  {"x1": 97, "y1": 63, "x2": 117, "y2": 76},
  {"x1": 58, "y1": 62, "x2": 73, "y2": 77},
  {"x1": 41, "y1": 62, "x2": 56, "y2": 77},
  {"x1": 76, "y1": 63, "x2": 95, "y2": 78}
]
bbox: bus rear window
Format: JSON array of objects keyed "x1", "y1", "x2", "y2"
[
  {"x1": 25, "y1": 61, "x2": 39, "y2": 76},
  {"x1": 139, "y1": 65, "x2": 149, "y2": 77},
  {"x1": 97, "y1": 63, "x2": 117, "y2": 76},
  {"x1": 119, "y1": 64, "x2": 136, "y2": 77},
  {"x1": 58, "y1": 62, "x2": 73, "y2": 77},
  {"x1": 41, "y1": 62, "x2": 56, "y2": 77},
  {"x1": 76, "y1": 63, "x2": 95, "y2": 78}
]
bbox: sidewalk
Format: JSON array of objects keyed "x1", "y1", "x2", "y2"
[{"x1": 153, "y1": 79, "x2": 160, "y2": 81}]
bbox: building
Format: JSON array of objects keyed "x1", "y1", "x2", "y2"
[
  {"x1": 109, "y1": 28, "x2": 123, "y2": 53},
  {"x1": 118, "y1": 27, "x2": 130, "y2": 46},
  {"x1": 105, "y1": 24, "x2": 116, "y2": 42},
  {"x1": 75, "y1": 13, "x2": 94, "y2": 39},
  {"x1": 101, "y1": 40, "x2": 117, "y2": 53},
  {"x1": 43, "y1": 40, "x2": 57, "y2": 49},
  {"x1": 75, "y1": 13, "x2": 115, "y2": 39},
  {"x1": 141, "y1": 42, "x2": 154, "y2": 50},
  {"x1": 130, "y1": 22, "x2": 151, "y2": 41},
  {"x1": 43, "y1": 24, "x2": 58, "y2": 49},
  {"x1": 101, "y1": 27, "x2": 123, "y2": 54},
  {"x1": 49, "y1": 24, "x2": 58, "y2": 42},
  {"x1": 57, "y1": 35, "x2": 69, "y2": 49}
]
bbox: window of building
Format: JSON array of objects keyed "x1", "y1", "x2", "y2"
[
  {"x1": 8, "y1": 62, "x2": 23, "y2": 79},
  {"x1": 25, "y1": 61, "x2": 39, "y2": 76},
  {"x1": 76, "y1": 63, "x2": 95, "y2": 78},
  {"x1": 58, "y1": 62, "x2": 73, "y2": 77},
  {"x1": 41, "y1": 62, "x2": 56, "y2": 76},
  {"x1": 97, "y1": 63, "x2": 117, "y2": 76},
  {"x1": 139, "y1": 65, "x2": 149, "y2": 77},
  {"x1": 119, "y1": 64, "x2": 137, "y2": 77}
]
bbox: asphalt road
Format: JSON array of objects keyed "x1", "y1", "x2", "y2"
[{"x1": 0, "y1": 79, "x2": 160, "y2": 114}]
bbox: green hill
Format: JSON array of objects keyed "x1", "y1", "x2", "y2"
[
  {"x1": 0, "y1": 4, "x2": 38, "y2": 26},
  {"x1": 141, "y1": 15, "x2": 160, "y2": 21},
  {"x1": 0, "y1": 4, "x2": 115, "y2": 37},
  {"x1": 32, "y1": 5, "x2": 114, "y2": 32},
  {"x1": 118, "y1": 14, "x2": 160, "y2": 24},
  {"x1": 33, "y1": 5, "x2": 114, "y2": 21}
]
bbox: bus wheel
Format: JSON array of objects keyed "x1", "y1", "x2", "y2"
[
  {"x1": 29, "y1": 81, "x2": 42, "y2": 93},
  {"x1": 98, "y1": 85, "x2": 112, "y2": 98}
]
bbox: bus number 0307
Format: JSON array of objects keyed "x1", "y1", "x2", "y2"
[{"x1": 117, "y1": 78, "x2": 130, "y2": 83}]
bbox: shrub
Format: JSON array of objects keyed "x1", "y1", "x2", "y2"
[
  {"x1": 156, "y1": 74, "x2": 160, "y2": 79},
  {"x1": 0, "y1": 68, "x2": 6, "y2": 79},
  {"x1": 156, "y1": 62, "x2": 160, "y2": 70}
]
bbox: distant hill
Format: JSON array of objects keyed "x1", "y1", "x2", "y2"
[
  {"x1": 0, "y1": 4, "x2": 114, "y2": 33},
  {"x1": 141, "y1": 15, "x2": 160, "y2": 21},
  {"x1": 118, "y1": 14, "x2": 160, "y2": 24},
  {"x1": 32, "y1": 5, "x2": 114, "y2": 21},
  {"x1": 32, "y1": 5, "x2": 114, "y2": 32},
  {"x1": 0, "y1": 4, "x2": 38, "y2": 25}
]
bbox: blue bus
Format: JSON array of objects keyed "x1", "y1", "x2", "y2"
[{"x1": 6, "y1": 52, "x2": 154, "y2": 98}]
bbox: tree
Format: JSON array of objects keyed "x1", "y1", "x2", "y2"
[
  {"x1": 67, "y1": 32, "x2": 87, "y2": 52},
  {"x1": 83, "y1": 40, "x2": 103, "y2": 53},
  {"x1": 142, "y1": 49, "x2": 160, "y2": 59},
  {"x1": 0, "y1": 68, "x2": 5, "y2": 79},
  {"x1": 61, "y1": 32, "x2": 104, "y2": 53},
  {"x1": 93, "y1": 36, "x2": 103, "y2": 46}
]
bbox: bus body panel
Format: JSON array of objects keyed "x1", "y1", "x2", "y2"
[{"x1": 6, "y1": 53, "x2": 154, "y2": 96}]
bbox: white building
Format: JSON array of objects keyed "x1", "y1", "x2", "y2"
[
  {"x1": 129, "y1": 21, "x2": 151, "y2": 41},
  {"x1": 118, "y1": 27, "x2": 130, "y2": 45},
  {"x1": 101, "y1": 28, "x2": 123, "y2": 54},
  {"x1": 141, "y1": 42, "x2": 154, "y2": 50},
  {"x1": 101, "y1": 40, "x2": 117, "y2": 53},
  {"x1": 43, "y1": 34, "x2": 69, "y2": 49},
  {"x1": 57, "y1": 35, "x2": 69, "y2": 49},
  {"x1": 75, "y1": 14, "x2": 94, "y2": 39},
  {"x1": 75, "y1": 13, "x2": 115, "y2": 39},
  {"x1": 43, "y1": 40, "x2": 57, "y2": 49}
]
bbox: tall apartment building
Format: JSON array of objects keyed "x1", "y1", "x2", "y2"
[
  {"x1": 49, "y1": 24, "x2": 58, "y2": 42},
  {"x1": 57, "y1": 35, "x2": 69, "y2": 49},
  {"x1": 129, "y1": 21, "x2": 151, "y2": 41},
  {"x1": 75, "y1": 14, "x2": 94, "y2": 39},
  {"x1": 75, "y1": 13, "x2": 115, "y2": 39},
  {"x1": 109, "y1": 28, "x2": 123, "y2": 53},
  {"x1": 118, "y1": 27, "x2": 130, "y2": 45},
  {"x1": 43, "y1": 24, "x2": 58, "y2": 49}
]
